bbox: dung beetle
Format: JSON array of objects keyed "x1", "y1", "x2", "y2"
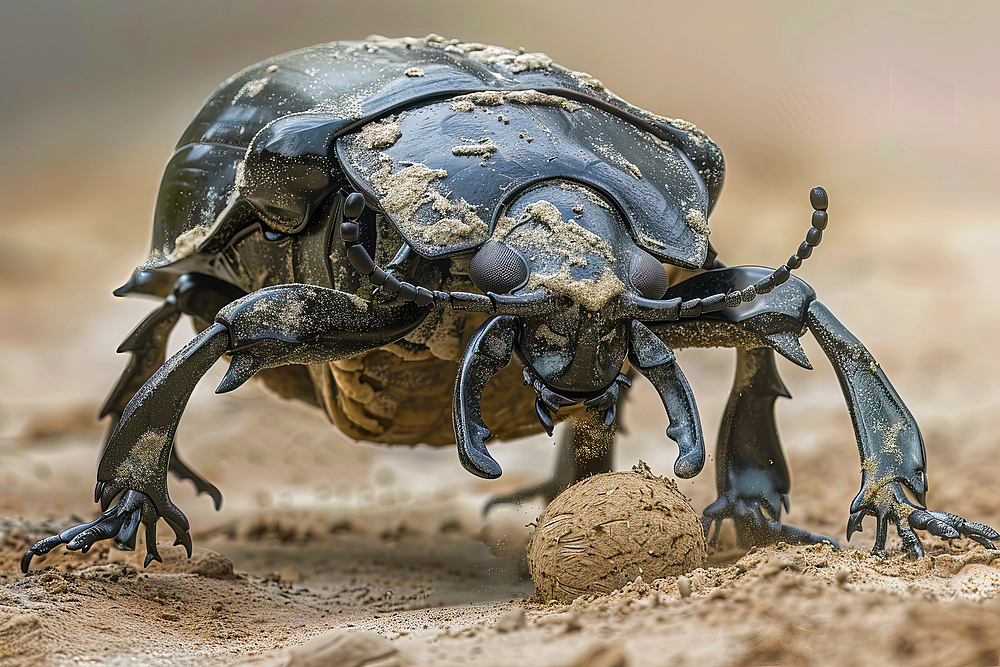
[{"x1": 23, "y1": 36, "x2": 997, "y2": 571}]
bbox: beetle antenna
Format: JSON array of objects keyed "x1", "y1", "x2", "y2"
[
  {"x1": 345, "y1": 187, "x2": 830, "y2": 318},
  {"x1": 753, "y1": 185, "x2": 829, "y2": 295},
  {"x1": 341, "y1": 192, "x2": 445, "y2": 307},
  {"x1": 629, "y1": 187, "x2": 830, "y2": 320},
  {"x1": 341, "y1": 192, "x2": 545, "y2": 314},
  {"x1": 681, "y1": 186, "x2": 829, "y2": 316},
  {"x1": 699, "y1": 186, "x2": 829, "y2": 308}
]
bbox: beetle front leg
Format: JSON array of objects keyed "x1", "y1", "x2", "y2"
[
  {"x1": 454, "y1": 316, "x2": 519, "y2": 479},
  {"x1": 101, "y1": 273, "x2": 247, "y2": 509},
  {"x1": 23, "y1": 323, "x2": 229, "y2": 572},
  {"x1": 23, "y1": 284, "x2": 428, "y2": 572},
  {"x1": 629, "y1": 320, "x2": 706, "y2": 479},
  {"x1": 807, "y1": 301, "x2": 999, "y2": 556}
]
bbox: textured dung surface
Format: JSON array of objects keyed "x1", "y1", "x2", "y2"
[{"x1": 528, "y1": 470, "x2": 706, "y2": 602}]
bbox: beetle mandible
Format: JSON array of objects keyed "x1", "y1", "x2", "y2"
[{"x1": 22, "y1": 36, "x2": 998, "y2": 571}]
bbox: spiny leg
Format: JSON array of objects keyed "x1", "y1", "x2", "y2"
[
  {"x1": 703, "y1": 346, "x2": 836, "y2": 547},
  {"x1": 807, "y1": 301, "x2": 998, "y2": 556},
  {"x1": 654, "y1": 266, "x2": 996, "y2": 555},
  {"x1": 23, "y1": 324, "x2": 230, "y2": 572},
  {"x1": 24, "y1": 284, "x2": 429, "y2": 572},
  {"x1": 101, "y1": 274, "x2": 245, "y2": 508}
]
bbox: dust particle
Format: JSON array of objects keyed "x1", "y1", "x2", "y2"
[
  {"x1": 663, "y1": 117, "x2": 698, "y2": 132},
  {"x1": 232, "y1": 77, "x2": 268, "y2": 103},
  {"x1": 527, "y1": 266, "x2": 625, "y2": 313},
  {"x1": 498, "y1": 200, "x2": 625, "y2": 311},
  {"x1": 367, "y1": 157, "x2": 488, "y2": 248},
  {"x1": 166, "y1": 224, "x2": 211, "y2": 261},
  {"x1": 404, "y1": 67, "x2": 424, "y2": 77},
  {"x1": 571, "y1": 70, "x2": 604, "y2": 90},
  {"x1": 371, "y1": 161, "x2": 447, "y2": 223},
  {"x1": 685, "y1": 209, "x2": 710, "y2": 236}
]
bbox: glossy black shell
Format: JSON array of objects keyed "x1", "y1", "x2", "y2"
[{"x1": 143, "y1": 37, "x2": 726, "y2": 277}]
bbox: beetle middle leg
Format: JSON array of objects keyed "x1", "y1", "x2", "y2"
[
  {"x1": 702, "y1": 345, "x2": 836, "y2": 547},
  {"x1": 22, "y1": 284, "x2": 429, "y2": 572},
  {"x1": 484, "y1": 408, "x2": 617, "y2": 511}
]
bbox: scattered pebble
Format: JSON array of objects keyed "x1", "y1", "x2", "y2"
[{"x1": 677, "y1": 575, "x2": 692, "y2": 598}]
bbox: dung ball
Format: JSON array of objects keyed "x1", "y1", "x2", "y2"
[{"x1": 527, "y1": 466, "x2": 706, "y2": 602}]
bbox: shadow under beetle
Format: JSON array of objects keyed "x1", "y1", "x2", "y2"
[{"x1": 23, "y1": 36, "x2": 998, "y2": 571}]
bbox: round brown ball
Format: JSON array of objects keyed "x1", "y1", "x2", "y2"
[{"x1": 527, "y1": 468, "x2": 706, "y2": 602}]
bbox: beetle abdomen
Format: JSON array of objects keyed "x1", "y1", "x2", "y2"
[{"x1": 309, "y1": 330, "x2": 540, "y2": 448}]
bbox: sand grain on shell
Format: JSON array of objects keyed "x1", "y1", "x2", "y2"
[
  {"x1": 357, "y1": 120, "x2": 403, "y2": 150},
  {"x1": 368, "y1": 159, "x2": 488, "y2": 247},
  {"x1": 450, "y1": 90, "x2": 581, "y2": 113},
  {"x1": 451, "y1": 140, "x2": 498, "y2": 158},
  {"x1": 499, "y1": 200, "x2": 626, "y2": 311},
  {"x1": 166, "y1": 224, "x2": 211, "y2": 262}
]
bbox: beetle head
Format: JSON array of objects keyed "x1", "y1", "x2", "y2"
[{"x1": 467, "y1": 180, "x2": 669, "y2": 397}]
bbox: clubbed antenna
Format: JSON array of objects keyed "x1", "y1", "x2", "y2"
[
  {"x1": 344, "y1": 187, "x2": 831, "y2": 319},
  {"x1": 627, "y1": 187, "x2": 830, "y2": 321},
  {"x1": 340, "y1": 192, "x2": 444, "y2": 307},
  {"x1": 754, "y1": 185, "x2": 829, "y2": 296}
]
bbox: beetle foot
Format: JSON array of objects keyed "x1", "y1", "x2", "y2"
[
  {"x1": 21, "y1": 489, "x2": 191, "y2": 573},
  {"x1": 848, "y1": 482, "x2": 998, "y2": 558},
  {"x1": 702, "y1": 492, "x2": 838, "y2": 549}
]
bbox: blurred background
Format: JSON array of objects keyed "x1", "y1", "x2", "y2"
[{"x1": 2, "y1": 0, "x2": 1000, "y2": 552}]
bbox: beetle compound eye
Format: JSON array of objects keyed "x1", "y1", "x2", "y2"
[
  {"x1": 629, "y1": 251, "x2": 670, "y2": 300},
  {"x1": 469, "y1": 241, "x2": 529, "y2": 294}
]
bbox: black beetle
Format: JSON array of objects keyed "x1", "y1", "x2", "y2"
[{"x1": 23, "y1": 36, "x2": 997, "y2": 571}]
